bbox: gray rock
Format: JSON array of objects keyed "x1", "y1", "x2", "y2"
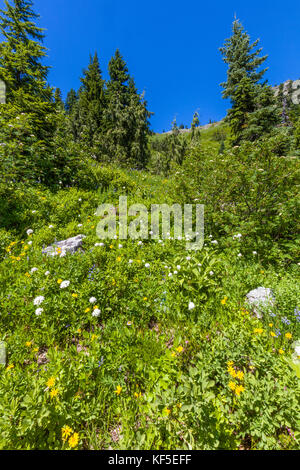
[
  {"x1": 0, "y1": 341, "x2": 6, "y2": 365},
  {"x1": 42, "y1": 234, "x2": 86, "y2": 257},
  {"x1": 246, "y1": 287, "x2": 275, "y2": 318}
]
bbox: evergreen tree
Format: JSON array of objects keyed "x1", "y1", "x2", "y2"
[
  {"x1": 0, "y1": 0, "x2": 53, "y2": 127},
  {"x1": 54, "y1": 87, "x2": 64, "y2": 110},
  {"x1": 191, "y1": 111, "x2": 200, "y2": 140},
  {"x1": 65, "y1": 88, "x2": 77, "y2": 114},
  {"x1": 76, "y1": 52, "x2": 105, "y2": 147},
  {"x1": 220, "y1": 19, "x2": 279, "y2": 143},
  {"x1": 104, "y1": 49, "x2": 151, "y2": 167}
]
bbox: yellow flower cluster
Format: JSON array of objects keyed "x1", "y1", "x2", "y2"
[
  {"x1": 61, "y1": 426, "x2": 79, "y2": 448},
  {"x1": 253, "y1": 328, "x2": 263, "y2": 334},
  {"x1": 5, "y1": 241, "x2": 17, "y2": 253},
  {"x1": 46, "y1": 376, "x2": 59, "y2": 399},
  {"x1": 227, "y1": 361, "x2": 245, "y2": 397}
]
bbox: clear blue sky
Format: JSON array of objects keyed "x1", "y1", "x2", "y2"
[{"x1": 4, "y1": 0, "x2": 300, "y2": 132}]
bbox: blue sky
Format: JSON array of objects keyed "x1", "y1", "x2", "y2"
[{"x1": 4, "y1": 0, "x2": 300, "y2": 132}]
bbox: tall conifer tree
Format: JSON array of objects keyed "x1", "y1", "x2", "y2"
[
  {"x1": 0, "y1": 0, "x2": 53, "y2": 121},
  {"x1": 220, "y1": 19, "x2": 279, "y2": 142},
  {"x1": 77, "y1": 52, "x2": 105, "y2": 146}
]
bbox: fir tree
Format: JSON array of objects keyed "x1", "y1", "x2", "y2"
[
  {"x1": 220, "y1": 19, "x2": 279, "y2": 142},
  {"x1": 0, "y1": 0, "x2": 53, "y2": 119},
  {"x1": 191, "y1": 111, "x2": 200, "y2": 140},
  {"x1": 77, "y1": 52, "x2": 105, "y2": 147},
  {"x1": 54, "y1": 87, "x2": 64, "y2": 110},
  {"x1": 65, "y1": 88, "x2": 77, "y2": 115},
  {"x1": 104, "y1": 49, "x2": 151, "y2": 167}
]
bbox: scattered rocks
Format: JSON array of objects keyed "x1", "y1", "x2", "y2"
[
  {"x1": 246, "y1": 287, "x2": 275, "y2": 318},
  {"x1": 42, "y1": 234, "x2": 86, "y2": 257}
]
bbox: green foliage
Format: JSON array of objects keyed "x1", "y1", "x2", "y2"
[{"x1": 173, "y1": 136, "x2": 299, "y2": 263}]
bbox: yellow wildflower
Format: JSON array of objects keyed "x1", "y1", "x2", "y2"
[
  {"x1": 116, "y1": 256, "x2": 122, "y2": 262},
  {"x1": 85, "y1": 308, "x2": 91, "y2": 313},
  {"x1": 236, "y1": 370, "x2": 244, "y2": 381},
  {"x1": 25, "y1": 341, "x2": 32, "y2": 348},
  {"x1": 72, "y1": 293, "x2": 78, "y2": 298},
  {"x1": 164, "y1": 407, "x2": 171, "y2": 416},
  {"x1": 221, "y1": 296, "x2": 228, "y2": 305},
  {"x1": 6, "y1": 364, "x2": 14, "y2": 371},
  {"x1": 285, "y1": 333, "x2": 292, "y2": 340},
  {"x1": 228, "y1": 381, "x2": 236, "y2": 391},
  {"x1": 176, "y1": 346, "x2": 184, "y2": 353},
  {"x1": 68, "y1": 432, "x2": 79, "y2": 448},
  {"x1": 235, "y1": 385, "x2": 245, "y2": 396},
  {"x1": 278, "y1": 349, "x2": 284, "y2": 355},
  {"x1": 46, "y1": 377, "x2": 56, "y2": 388},
  {"x1": 57, "y1": 279, "x2": 63, "y2": 284},
  {"x1": 228, "y1": 366, "x2": 237, "y2": 378},
  {"x1": 254, "y1": 328, "x2": 263, "y2": 334},
  {"x1": 61, "y1": 425, "x2": 73, "y2": 441},
  {"x1": 50, "y1": 388, "x2": 59, "y2": 398},
  {"x1": 114, "y1": 385, "x2": 122, "y2": 396},
  {"x1": 270, "y1": 331, "x2": 277, "y2": 337}
]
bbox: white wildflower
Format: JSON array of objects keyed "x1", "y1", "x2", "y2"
[
  {"x1": 35, "y1": 308, "x2": 43, "y2": 316},
  {"x1": 60, "y1": 280, "x2": 70, "y2": 289},
  {"x1": 26, "y1": 229, "x2": 33, "y2": 236},
  {"x1": 92, "y1": 308, "x2": 101, "y2": 317},
  {"x1": 30, "y1": 267, "x2": 38, "y2": 273},
  {"x1": 89, "y1": 297, "x2": 97, "y2": 304},
  {"x1": 33, "y1": 296, "x2": 44, "y2": 306},
  {"x1": 188, "y1": 302, "x2": 195, "y2": 310}
]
